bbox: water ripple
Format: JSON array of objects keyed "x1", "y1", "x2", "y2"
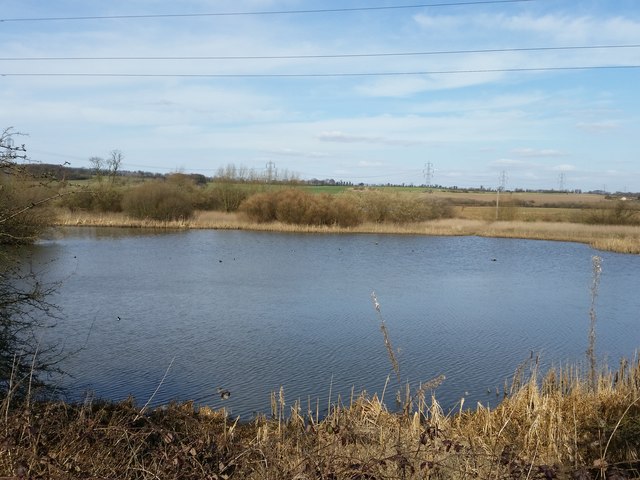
[{"x1": 29, "y1": 228, "x2": 640, "y2": 418}]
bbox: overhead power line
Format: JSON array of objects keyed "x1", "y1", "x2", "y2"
[
  {"x1": 2, "y1": 65, "x2": 639, "y2": 78},
  {"x1": 2, "y1": 44, "x2": 638, "y2": 62},
  {"x1": 0, "y1": 0, "x2": 534, "y2": 22}
]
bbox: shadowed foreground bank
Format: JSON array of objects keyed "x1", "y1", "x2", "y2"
[{"x1": 2, "y1": 358, "x2": 639, "y2": 479}]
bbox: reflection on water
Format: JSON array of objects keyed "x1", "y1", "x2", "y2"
[{"x1": 23, "y1": 227, "x2": 640, "y2": 418}]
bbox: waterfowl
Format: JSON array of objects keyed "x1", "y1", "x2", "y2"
[{"x1": 217, "y1": 387, "x2": 231, "y2": 400}]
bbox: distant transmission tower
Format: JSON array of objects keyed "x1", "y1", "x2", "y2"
[
  {"x1": 495, "y1": 170, "x2": 508, "y2": 220},
  {"x1": 423, "y1": 162, "x2": 434, "y2": 187},
  {"x1": 265, "y1": 161, "x2": 276, "y2": 183},
  {"x1": 498, "y1": 170, "x2": 508, "y2": 191},
  {"x1": 558, "y1": 172, "x2": 566, "y2": 192}
]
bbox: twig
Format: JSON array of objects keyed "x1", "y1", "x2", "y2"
[
  {"x1": 26, "y1": 340, "x2": 41, "y2": 408},
  {"x1": 135, "y1": 356, "x2": 175, "y2": 421},
  {"x1": 601, "y1": 394, "x2": 640, "y2": 471}
]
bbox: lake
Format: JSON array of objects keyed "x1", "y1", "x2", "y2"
[{"x1": 24, "y1": 227, "x2": 640, "y2": 418}]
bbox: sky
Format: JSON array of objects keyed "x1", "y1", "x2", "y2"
[{"x1": 1, "y1": 0, "x2": 639, "y2": 191}]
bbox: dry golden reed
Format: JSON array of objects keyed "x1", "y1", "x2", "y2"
[
  {"x1": 56, "y1": 209, "x2": 640, "y2": 254},
  {"x1": 4, "y1": 359, "x2": 638, "y2": 479}
]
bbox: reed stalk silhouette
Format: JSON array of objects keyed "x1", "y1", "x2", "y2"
[
  {"x1": 370, "y1": 290, "x2": 446, "y2": 414},
  {"x1": 370, "y1": 291, "x2": 400, "y2": 384},
  {"x1": 587, "y1": 255, "x2": 602, "y2": 390}
]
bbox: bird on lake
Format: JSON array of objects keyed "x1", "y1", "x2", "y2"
[{"x1": 217, "y1": 387, "x2": 231, "y2": 400}]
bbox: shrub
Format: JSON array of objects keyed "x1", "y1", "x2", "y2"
[
  {"x1": 58, "y1": 185, "x2": 123, "y2": 212},
  {"x1": 582, "y1": 200, "x2": 640, "y2": 226},
  {"x1": 240, "y1": 189, "x2": 455, "y2": 227},
  {"x1": 354, "y1": 191, "x2": 453, "y2": 223},
  {"x1": 121, "y1": 181, "x2": 194, "y2": 221},
  {"x1": 428, "y1": 198, "x2": 455, "y2": 220},
  {"x1": 329, "y1": 195, "x2": 363, "y2": 227},
  {"x1": 204, "y1": 183, "x2": 252, "y2": 212},
  {"x1": 238, "y1": 191, "x2": 279, "y2": 222},
  {"x1": 274, "y1": 189, "x2": 312, "y2": 224},
  {"x1": 240, "y1": 189, "x2": 364, "y2": 227},
  {"x1": 92, "y1": 186, "x2": 123, "y2": 212},
  {"x1": 300, "y1": 194, "x2": 334, "y2": 226},
  {"x1": 58, "y1": 189, "x2": 95, "y2": 212},
  {"x1": 494, "y1": 201, "x2": 520, "y2": 221},
  {"x1": 166, "y1": 172, "x2": 197, "y2": 189},
  {"x1": 0, "y1": 176, "x2": 55, "y2": 244}
]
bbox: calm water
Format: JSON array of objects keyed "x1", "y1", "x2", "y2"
[{"x1": 24, "y1": 227, "x2": 640, "y2": 418}]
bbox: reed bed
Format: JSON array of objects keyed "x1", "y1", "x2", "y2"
[
  {"x1": 2, "y1": 358, "x2": 639, "y2": 479},
  {"x1": 55, "y1": 210, "x2": 640, "y2": 254}
]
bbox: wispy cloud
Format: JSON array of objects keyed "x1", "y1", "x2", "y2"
[
  {"x1": 489, "y1": 158, "x2": 535, "y2": 168},
  {"x1": 511, "y1": 148, "x2": 567, "y2": 158},
  {"x1": 358, "y1": 160, "x2": 384, "y2": 167},
  {"x1": 317, "y1": 131, "x2": 422, "y2": 146},
  {"x1": 263, "y1": 148, "x2": 329, "y2": 158},
  {"x1": 551, "y1": 164, "x2": 577, "y2": 172},
  {"x1": 411, "y1": 92, "x2": 548, "y2": 114},
  {"x1": 414, "y1": 12, "x2": 640, "y2": 44},
  {"x1": 576, "y1": 121, "x2": 620, "y2": 133}
]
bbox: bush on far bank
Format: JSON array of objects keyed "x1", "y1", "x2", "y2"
[
  {"x1": 0, "y1": 175, "x2": 55, "y2": 244},
  {"x1": 240, "y1": 188, "x2": 361, "y2": 227},
  {"x1": 581, "y1": 200, "x2": 640, "y2": 226},
  {"x1": 121, "y1": 181, "x2": 194, "y2": 221},
  {"x1": 239, "y1": 188, "x2": 453, "y2": 227},
  {"x1": 56, "y1": 178, "x2": 457, "y2": 225},
  {"x1": 354, "y1": 190, "x2": 453, "y2": 223},
  {"x1": 58, "y1": 184, "x2": 123, "y2": 213}
]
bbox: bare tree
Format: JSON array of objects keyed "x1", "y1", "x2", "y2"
[
  {"x1": 1, "y1": 127, "x2": 66, "y2": 401},
  {"x1": 1, "y1": 128, "x2": 57, "y2": 244},
  {"x1": 89, "y1": 150, "x2": 123, "y2": 184},
  {"x1": 0, "y1": 127, "x2": 27, "y2": 169},
  {"x1": 88, "y1": 156, "x2": 105, "y2": 181},
  {"x1": 107, "y1": 149, "x2": 123, "y2": 183}
]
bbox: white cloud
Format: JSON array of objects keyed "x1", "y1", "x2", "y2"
[
  {"x1": 411, "y1": 92, "x2": 548, "y2": 114},
  {"x1": 317, "y1": 131, "x2": 372, "y2": 143},
  {"x1": 317, "y1": 131, "x2": 422, "y2": 146},
  {"x1": 355, "y1": 69, "x2": 506, "y2": 96},
  {"x1": 263, "y1": 148, "x2": 329, "y2": 158},
  {"x1": 494, "y1": 14, "x2": 640, "y2": 43},
  {"x1": 354, "y1": 77, "x2": 432, "y2": 97},
  {"x1": 576, "y1": 121, "x2": 620, "y2": 133},
  {"x1": 511, "y1": 148, "x2": 567, "y2": 158},
  {"x1": 358, "y1": 160, "x2": 384, "y2": 167},
  {"x1": 412, "y1": 14, "x2": 463, "y2": 30},
  {"x1": 414, "y1": 12, "x2": 640, "y2": 44},
  {"x1": 551, "y1": 164, "x2": 577, "y2": 172},
  {"x1": 489, "y1": 159, "x2": 535, "y2": 168}
]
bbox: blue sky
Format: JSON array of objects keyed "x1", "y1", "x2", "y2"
[{"x1": 1, "y1": 0, "x2": 639, "y2": 191}]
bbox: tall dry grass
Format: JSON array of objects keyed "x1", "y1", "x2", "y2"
[
  {"x1": 55, "y1": 210, "x2": 640, "y2": 254},
  {"x1": 3, "y1": 361, "x2": 638, "y2": 478}
]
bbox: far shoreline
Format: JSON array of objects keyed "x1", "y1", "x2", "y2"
[{"x1": 54, "y1": 209, "x2": 640, "y2": 254}]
